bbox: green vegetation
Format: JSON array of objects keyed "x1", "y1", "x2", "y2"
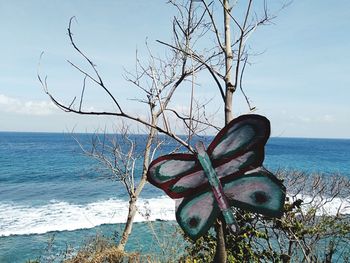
[{"x1": 64, "y1": 236, "x2": 141, "y2": 263}]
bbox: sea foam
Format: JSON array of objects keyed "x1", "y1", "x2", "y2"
[
  {"x1": 291, "y1": 194, "x2": 350, "y2": 216},
  {"x1": 1, "y1": 194, "x2": 349, "y2": 237},
  {"x1": 0, "y1": 196, "x2": 175, "y2": 237}
]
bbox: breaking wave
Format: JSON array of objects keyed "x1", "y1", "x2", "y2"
[
  {"x1": 1, "y1": 194, "x2": 349, "y2": 237},
  {"x1": 0, "y1": 196, "x2": 175, "y2": 237}
]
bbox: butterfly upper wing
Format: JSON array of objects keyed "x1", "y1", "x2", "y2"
[
  {"x1": 147, "y1": 153, "x2": 202, "y2": 198},
  {"x1": 147, "y1": 114, "x2": 271, "y2": 198},
  {"x1": 207, "y1": 114, "x2": 270, "y2": 162},
  {"x1": 223, "y1": 167, "x2": 286, "y2": 217}
]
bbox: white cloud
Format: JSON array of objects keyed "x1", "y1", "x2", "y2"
[
  {"x1": 318, "y1": 114, "x2": 335, "y2": 123},
  {"x1": 296, "y1": 114, "x2": 336, "y2": 124},
  {"x1": 297, "y1": 116, "x2": 312, "y2": 123},
  {"x1": 0, "y1": 94, "x2": 57, "y2": 116},
  {"x1": 277, "y1": 110, "x2": 336, "y2": 125}
]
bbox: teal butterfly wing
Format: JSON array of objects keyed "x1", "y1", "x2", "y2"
[
  {"x1": 223, "y1": 167, "x2": 285, "y2": 217},
  {"x1": 147, "y1": 153, "x2": 199, "y2": 198},
  {"x1": 175, "y1": 191, "x2": 220, "y2": 240}
]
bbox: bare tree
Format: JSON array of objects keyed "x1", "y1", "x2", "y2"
[
  {"x1": 39, "y1": 2, "x2": 209, "y2": 251},
  {"x1": 74, "y1": 125, "x2": 163, "y2": 251},
  {"x1": 157, "y1": 1, "x2": 279, "y2": 261},
  {"x1": 252, "y1": 171, "x2": 350, "y2": 263},
  {"x1": 272, "y1": 171, "x2": 350, "y2": 262},
  {"x1": 39, "y1": 0, "x2": 283, "y2": 260}
]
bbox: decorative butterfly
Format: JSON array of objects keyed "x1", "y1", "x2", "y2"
[{"x1": 147, "y1": 114, "x2": 286, "y2": 240}]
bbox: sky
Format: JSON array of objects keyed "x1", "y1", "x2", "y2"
[{"x1": 0, "y1": 1, "x2": 349, "y2": 138}]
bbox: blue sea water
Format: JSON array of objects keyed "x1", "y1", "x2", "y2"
[{"x1": 0, "y1": 132, "x2": 350, "y2": 262}]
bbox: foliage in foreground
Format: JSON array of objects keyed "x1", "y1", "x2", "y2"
[
  {"x1": 27, "y1": 235, "x2": 145, "y2": 263},
  {"x1": 64, "y1": 236, "x2": 141, "y2": 263}
]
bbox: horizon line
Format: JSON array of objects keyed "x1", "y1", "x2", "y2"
[{"x1": 0, "y1": 130, "x2": 349, "y2": 141}]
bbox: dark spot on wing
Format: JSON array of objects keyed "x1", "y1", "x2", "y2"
[
  {"x1": 188, "y1": 217, "x2": 199, "y2": 228},
  {"x1": 251, "y1": 191, "x2": 270, "y2": 204}
]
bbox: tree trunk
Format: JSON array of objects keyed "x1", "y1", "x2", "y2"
[
  {"x1": 117, "y1": 115, "x2": 157, "y2": 251},
  {"x1": 215, "y1": 0, "x2": 234, "y2": 262},
  {"x1": 214, "y1": 220, "x2": 227, "y2": 263},
  {"x1": 117, "y1": 196, "x2": 137, "y2": 251},
  {"x1": 224, "y1": 0, "x2": 234, "y2": 125}
]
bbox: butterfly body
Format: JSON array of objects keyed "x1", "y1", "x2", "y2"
[{"x1": 195, "y1": 141, "x2": 238, "y2": 233}]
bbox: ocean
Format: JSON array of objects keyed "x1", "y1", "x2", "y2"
[{"x1": 1, "y1": 132, "x2": 350, "y2": 262}]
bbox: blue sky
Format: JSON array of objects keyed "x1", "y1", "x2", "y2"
[{"x1": 0, "y1": 1, "x2": 349, "y2": 138}]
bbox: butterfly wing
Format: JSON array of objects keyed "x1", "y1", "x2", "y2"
[
  {"x1": 223, "y1": 167, "x2": 286, "y2": 217},
  {"x1": 176, "y1": 190, "x2": 220, "y2": 240},
  {"x1": 147, "y1": 154, "x2": 219, "y2": 240},
  {"x1": 147, "y1": 114, "x2": 271, "y2": 198},
  {"x1": 147, "y1": 153, "x2": 202, "y2": 198},
  {"x1": 207, "y1": 114, "x2": 270, "y2": 162}
]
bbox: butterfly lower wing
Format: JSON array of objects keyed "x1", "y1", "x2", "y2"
[
  {"x1": 223, "y1": 167, "x2": 286, "y2": 217},
  {"x1": 176, "y1": 191, "x2": 220, "y2": 240}
]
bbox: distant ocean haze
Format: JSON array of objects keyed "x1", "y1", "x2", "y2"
[{"x1": 0, "y1": 132, "x2": 350, "y2": 261}]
